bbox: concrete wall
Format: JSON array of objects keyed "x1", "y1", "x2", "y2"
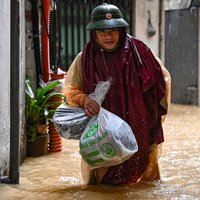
[
  {"x1": 0, "y1": 1, "x2": 10, "y2": 176},
  {"x1": 19, "y1": 0, "x2": 26, "y2": 164},
  {"x1": 135, "y1": 0, "x2": 164, "y2": 60},
  {"x1": 198, "y1": 9, "x2": 200, "y2": 106},
  {"x1": 25, "y1": 0, "x2": 37, "y2": 88}
]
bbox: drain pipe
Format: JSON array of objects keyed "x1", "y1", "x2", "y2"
[
  {"x1": 9, "y1": 0, "x2": 20, "y2": 184},
  {"x1": 41, "y1": 0, "x2": 51, "y2": 83}
]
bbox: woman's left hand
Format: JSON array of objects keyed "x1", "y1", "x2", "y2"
[{"x1": 82, "y1": 95, "x2": 100, "y2": 116}]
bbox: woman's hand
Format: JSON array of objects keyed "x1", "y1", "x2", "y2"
[{"x1": 82, "y1": 95, "x2": 100, "y2": 116}]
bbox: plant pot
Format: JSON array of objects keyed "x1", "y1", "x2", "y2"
[
  {"x1": 27, "y1": 134, "x2": 49, "y2": 157},
  {"x1": 36, "y1": 124, "x2": 49, "y2": 135}
]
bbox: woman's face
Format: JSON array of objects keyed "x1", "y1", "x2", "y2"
[{"x1": 95, "y1": 28, "x2": 120, "y2": 50}]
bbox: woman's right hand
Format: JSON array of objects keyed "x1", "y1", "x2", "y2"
[{"x1": 82, "y1": 95, "x2": 100, "y2": 116}]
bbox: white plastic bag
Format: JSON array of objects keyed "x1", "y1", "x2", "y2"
[
  {"x1": 79, "y1": 108, "x2": 138, "y2": 169},
  {"x1": 53, "y1": 80, "x2": 112, "y2": 139}
]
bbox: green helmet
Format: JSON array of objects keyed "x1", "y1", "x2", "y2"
[{"x1": 86, "y1": 3, "x2": 129, "y2": 30}]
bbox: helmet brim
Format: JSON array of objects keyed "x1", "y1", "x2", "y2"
[{"x1": 86, "y1": 18, "x2": 129, "y2": 30}]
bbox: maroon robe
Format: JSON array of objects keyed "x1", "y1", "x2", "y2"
[{"x1": 81, "y1": 29, "x2": 166, "y2": 185}]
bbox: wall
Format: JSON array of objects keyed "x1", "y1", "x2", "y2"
[
  {"x1": 135, "y1": 0, "x2": 164, "y2": 60},
  {"x1": 198, "y1": 8, "x2": 200, "y2": 106},
  {"x1": 0, "y1": 1, "x2": 10, "y2": 177},
  {"x1": 25, "y1": 0, "x2": 37, "y2": 87},
  {"x1": 19, "y1": 0, "x2": 26, "y2": 164}
]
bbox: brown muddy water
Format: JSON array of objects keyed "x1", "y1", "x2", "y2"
[{"x1": 0, "y1": 104, "x2": 200, "y2": 200}]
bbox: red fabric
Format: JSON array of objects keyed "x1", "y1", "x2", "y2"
[{"x1": 81, "y1": 29, "x2": 166, "y2": 185}]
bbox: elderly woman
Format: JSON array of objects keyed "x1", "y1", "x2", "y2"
[{"x1": 62, "y1": 3, "x2": 171, "y2": 185}]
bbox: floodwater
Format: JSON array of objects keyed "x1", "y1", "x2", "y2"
[{"x1": 0, "y1": 104, "x2": 200, "y2": 200}]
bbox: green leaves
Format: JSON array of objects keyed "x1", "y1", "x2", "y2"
[
  {"x1": 36, "y1": 80, "x2": 61, "y2": 104},
  {"x1": 25, "y1": 80, "x2": 35, "y2": 99},
  {"x1": 25, "y1": 79, "x2": 65, "y2": 141}
]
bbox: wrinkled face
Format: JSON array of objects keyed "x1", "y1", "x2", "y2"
[{"x1": 96, "y1": 28, "x2": 120, "y2": 50}]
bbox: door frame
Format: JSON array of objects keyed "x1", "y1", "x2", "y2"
[{"x1": 1, "y1": 0, "x2": 20, "y2": 184}]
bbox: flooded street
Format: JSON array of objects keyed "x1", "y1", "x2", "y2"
[{"x1": 0, "y1": 104, "x2": 200, "y2": 200}]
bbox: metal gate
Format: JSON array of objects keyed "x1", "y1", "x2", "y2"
[
  {"x1": 165, "y1": 8, "x2": 199, "y2": 105},
  {"x1": 50, "y1": 0, "x2": 134, "y2": 71}
]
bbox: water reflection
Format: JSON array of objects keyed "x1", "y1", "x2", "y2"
[{"x1": 0, "y1": 104, "x2": 200, "y2": 200}]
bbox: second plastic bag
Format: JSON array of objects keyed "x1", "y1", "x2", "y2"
[
  {"x1": 79, "y1": 107, "x2": 138, "y2": 169},
  {"x1": 53, "y1": 104, "x2": 90, "y2": 139}
]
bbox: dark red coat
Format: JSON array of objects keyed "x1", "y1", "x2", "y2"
[{"x1": 81, "y1": 29, "x2": 166, "y2": 185}]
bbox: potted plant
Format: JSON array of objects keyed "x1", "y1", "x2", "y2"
[{"x1": 25, "y1": 79, "x2": 65, "y2": 156}]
